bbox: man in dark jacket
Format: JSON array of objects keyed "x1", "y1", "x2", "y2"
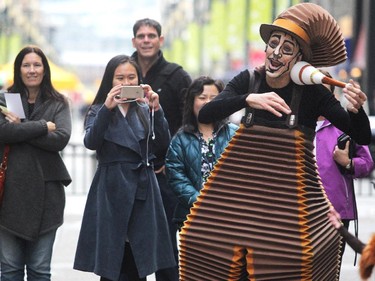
[{"x1": 131, "y1": 18, "x2": 192, "y2": 281}]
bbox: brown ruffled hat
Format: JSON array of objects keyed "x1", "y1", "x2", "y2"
[{"x1": 259, "y1": 3, "x2": 347, "y2": 67}]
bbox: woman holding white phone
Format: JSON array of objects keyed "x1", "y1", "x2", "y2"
[{"x1": 73, "y1": 54, "x2": 175, "y2": 281}]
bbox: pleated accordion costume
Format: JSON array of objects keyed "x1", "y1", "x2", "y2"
[
  {"x1": 179, "y1": 124, "x2": 341, "y2": 280},
  {"x1": 178, "y1": 3, "x2": 348, "y2": 280}
]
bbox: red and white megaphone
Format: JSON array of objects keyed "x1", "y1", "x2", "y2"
[{"x1": 291, "y1": 61, "x2": 347, "y2": 88}]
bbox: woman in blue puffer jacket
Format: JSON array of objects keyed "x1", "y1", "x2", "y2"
[{"x1": 165, "y1": 76, "x2": 238, "y2": 229}]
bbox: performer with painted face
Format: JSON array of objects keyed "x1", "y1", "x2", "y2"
[{"x1": 178, "y1": 3, "x2": 371, "y2": 281}]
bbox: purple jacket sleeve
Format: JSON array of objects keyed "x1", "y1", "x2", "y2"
[{"x1": 352, "y1": 144, "x2": 374, "y2": 179}]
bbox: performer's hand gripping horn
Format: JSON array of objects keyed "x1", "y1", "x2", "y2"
[{"x1": 291, "y1": 61, "x2": 347, "y2": 88}]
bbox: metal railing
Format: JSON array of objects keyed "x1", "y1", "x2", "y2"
[
  {"x1": 61, "y1": 143, "x2": 96, "y2": 195},
  {"x1": 61, "y1": 143, "x2": 375, "y2": 196},
  {"x1": 355, "y1": 172, "x2": 375, "y2": 196}
]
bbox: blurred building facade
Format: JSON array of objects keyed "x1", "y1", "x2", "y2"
[
  {"x1": 0, "y1": 0, "x2": 56, "y2": 64},
  {"x1": 159, "y1": 0, "x2": 354, "y2": 79},
  {"x1": 159, "y1": 0, "x2": 375, "y2": 114},
  {"x1": 1, "y1": 0, "x2": 375, "y2": 114}
]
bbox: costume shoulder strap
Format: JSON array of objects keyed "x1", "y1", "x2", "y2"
[
  {"x1": 242, "y1": 69, "x2": 261, "y2": 127},
  {"x1": 242, "y1": 68, "x2": 303, "y2": 129},
  {"x1": 286, "y1": 85, "x2": 302, "y2": 128}
]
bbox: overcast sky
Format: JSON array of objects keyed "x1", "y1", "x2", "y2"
[{"x1": 40, "y1": 0, "x2": 161, "y2": 66}]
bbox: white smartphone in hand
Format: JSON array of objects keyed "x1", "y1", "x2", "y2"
[{"x1": 117, "y1": 86, "x2": 144, "y2": 100}]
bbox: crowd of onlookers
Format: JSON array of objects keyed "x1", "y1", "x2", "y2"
[{"x1": 1, "y1": 4, "x2": 375, "y2": 280}]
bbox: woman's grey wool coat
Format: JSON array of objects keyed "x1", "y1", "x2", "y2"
[{"x1": 0, "y1": 93, "x2": 72, "y2": 241}]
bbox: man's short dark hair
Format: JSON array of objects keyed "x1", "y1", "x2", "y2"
[{"x1": 133, "y1": 18, "x2": 162, "y2": 37}]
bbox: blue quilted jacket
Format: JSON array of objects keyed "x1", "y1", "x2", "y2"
[{"x1": 165, "y1": 122, "x2": 238, "y2": 224}]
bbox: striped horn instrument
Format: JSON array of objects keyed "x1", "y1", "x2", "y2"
[
  {"x1": 291, "y1": 61, "x2": 347, "y2": 88},
  {"x1": 179, "y1": 124, "x2": 341, "y2": 281}
]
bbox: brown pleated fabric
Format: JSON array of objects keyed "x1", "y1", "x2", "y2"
[{"x1": 179, "y1": 124, "x2": 341, "y2": 281}]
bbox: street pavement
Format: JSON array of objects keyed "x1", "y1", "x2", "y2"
[
  {"x1": 51, "y1": 194, "x2": 155, "y2": 281},
  {"x1": 51, "y1": 182, "x2": 375, "y2": 281}
]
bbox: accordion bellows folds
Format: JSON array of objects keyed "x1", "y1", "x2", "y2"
[{"x1": 179, "y1": 124, "x2": 341, "y2": 281}]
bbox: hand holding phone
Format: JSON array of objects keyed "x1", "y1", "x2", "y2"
[
  {"x1": 141, "y1": 84, "x2": 160, "y2": 111},
  {"x1": 337, "y1": 134, "x2": 350, "y2": 150},
  {"x1": 336, "y1": 133, "x2": 355, "y2": 159}
]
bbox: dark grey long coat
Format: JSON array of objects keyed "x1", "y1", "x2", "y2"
[
  {"x1": 73, "y1": 104, "x2": 176, "y2": 280},
  {"x1": 0, "y1": 93, "x2": 72, "y2": 241}
]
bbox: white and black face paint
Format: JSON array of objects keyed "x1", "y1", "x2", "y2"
[{"x1": 265, "y1": 31, "x2": 301, "y2": 79}]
